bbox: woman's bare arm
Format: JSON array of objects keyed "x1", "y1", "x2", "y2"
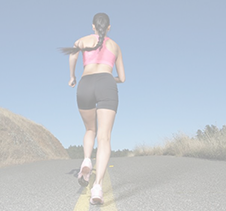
[
  {"x1": 115, "y1": 45, "x2": 125, "y2": 83},
  {"x1": 68, "y1": 39, "x2": 82, "y2": 87}
]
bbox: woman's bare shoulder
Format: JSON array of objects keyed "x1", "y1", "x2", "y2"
[
  {"x1": 108, "y1": 37, "x2": 118, "y2": 45},
  {"x1": 74, "y1": 34, "x2": 96, "y2": 48}
]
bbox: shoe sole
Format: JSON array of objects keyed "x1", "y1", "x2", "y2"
[
  {"x1": 78, "y1": 176, "x2": 89, "y2": 187},
  {"x1": 90, "y1": 197, "x2": 104, "y2": 205},
  {"x1": 81, "y1": 166, "x2": 90, "y2": 175},
  {"x1": 78, "y1": 167, "x2": 91, "y2": 187}
]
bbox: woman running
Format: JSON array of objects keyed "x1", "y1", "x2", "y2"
[{"x1": 64, "y1": 13, "x2": 125, "y2": 204}]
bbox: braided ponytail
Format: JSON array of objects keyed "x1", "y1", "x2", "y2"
[
  {"x1": 60, "y1": 13, "x2": 110, "y2": 55},
  {"x1": 59, "y1": 47, "x2": 80, "y2": 55},
  {"x1": 94, "y1": 13, "x2": 110, "y2": 50}
]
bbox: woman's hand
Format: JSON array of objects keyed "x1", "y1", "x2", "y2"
[{"x1": 68, "y1": 77, "x2": 76, "y2": 88}]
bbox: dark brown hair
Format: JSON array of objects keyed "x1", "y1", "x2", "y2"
[{"x1": 60, "y1": 13, "x2": 110, "y2": 55}]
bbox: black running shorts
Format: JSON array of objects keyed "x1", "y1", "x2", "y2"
[{"x1": 77, "y1": 73, "x2": 118, "y2": 112}]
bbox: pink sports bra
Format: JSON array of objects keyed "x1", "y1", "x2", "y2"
[{"x1": 83, "y1": 34, "x2": 116, "y2": 68}]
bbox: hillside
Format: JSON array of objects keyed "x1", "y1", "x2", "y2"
[{"x1": 0, "y1": 107, "x2": 69, "y2": 167}]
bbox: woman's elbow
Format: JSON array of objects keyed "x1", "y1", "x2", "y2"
[{"x1": 120, "y1": 76, "x2": 126, "y2": 83}]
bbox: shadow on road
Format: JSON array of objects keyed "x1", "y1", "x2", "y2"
[
  {"x1": 65, "y1": 157, "x2": 196, "y2": 208},
  {"x1": 67, "y1": 168, "x2": 97, "y2": 195},
  {"x1": 66, "y1": 168, "x2": 80, "y2": 177},
  {"x1": 103, "y1": 157, "x2": 201, "y2": 206}
]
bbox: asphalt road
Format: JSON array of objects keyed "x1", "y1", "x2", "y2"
[{"x1": 0, "y1": 156, "x2": 226, "y2": 211}]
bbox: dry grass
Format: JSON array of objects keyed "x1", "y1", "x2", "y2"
[
  {"x1": 134, "y1": 126, "x2": 226, "y2": 161},
  {"x1": 0, "y1": 107, "x2": 69, "y2": 168}
]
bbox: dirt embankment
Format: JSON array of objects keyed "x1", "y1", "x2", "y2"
[{"x1": 0, "y1": 107, "x2": 69, "y2": 167}]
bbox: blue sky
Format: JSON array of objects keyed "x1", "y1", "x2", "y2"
[{"x1": 1, "y1": 0, "x2": 226, "y2": 150}]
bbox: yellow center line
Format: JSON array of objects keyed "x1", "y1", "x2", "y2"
[
  {"x1": 100, "y1": 168, "x2": 118, "y2": 211},
  {"x1": 73, "y1": 167, "x2": 96, "y2": 211},
  {"x1": 73, "y1": 164, "x2": 118, "y2": 211}
]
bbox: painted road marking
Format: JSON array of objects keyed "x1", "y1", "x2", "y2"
[
  {"x1": 100, "y1": 168, "x2": 117, "y2": 211},
  {"x1": 73, "y1": 168, "x2": 96, "y2": 211},
  {"x1": 73, "y1": 164, "x2": 117, "y2": 211}
]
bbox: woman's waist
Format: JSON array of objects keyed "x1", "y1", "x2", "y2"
[{"x1": 82, "y1": 65, "x2": 113, "y2": 77}]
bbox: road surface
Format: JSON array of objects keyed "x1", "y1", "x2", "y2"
[{"x1": 0, "y1": 156, "x2": 226, "y2": 211}]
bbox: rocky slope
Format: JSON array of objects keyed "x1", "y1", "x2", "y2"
[{"x1": 0, "y1": 107, "x2": 69, "y2": 167}]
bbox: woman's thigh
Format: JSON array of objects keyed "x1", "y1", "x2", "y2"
[
  {"x1": 96, "y1": 109, "x2": 116, "y2": 139},
  {"x1": 79, "y1": 108, "x2": 97, "y2": 132}
]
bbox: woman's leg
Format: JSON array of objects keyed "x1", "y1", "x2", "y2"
[
  {"x1": 79, "y1": 108, "x2": 97, "y2": 158},
  {"x1": 94, "y1": 109, "x2": 116, "y2": 186}
]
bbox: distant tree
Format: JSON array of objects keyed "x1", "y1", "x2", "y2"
[
  {"x1": 66, "y1": 145, "x2": 132, "y2": 159},
  {"x1": 220, "y1": 125, "x2": 226, "y2": 137},
  {"x1": 111, "y1": 149, "x2": 132, "y2": 157},
  {"x1": 196, "y1": 124, "x2": 225, "y2": 143},
  {"x1": 205, "y1": 125, "x2": 219, "y2": 137},
  {"x1": 196, "y1": 129, "x2": 204, "y2": 140},
  {"x1": 66, "y1": 145, "x2": 84, "y2": 159}
]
